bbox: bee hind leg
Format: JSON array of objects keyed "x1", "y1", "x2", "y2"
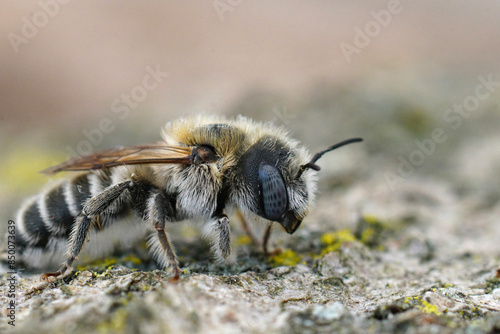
[{"x1": 40, "y1": 181, "x2": 133, "y2": 281}]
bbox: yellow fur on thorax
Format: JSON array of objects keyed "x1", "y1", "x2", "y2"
[
  {"x1": 162, "y1": 115, "x2": 292, "y2": 153},
  {"x1": 160, "y1": 114, "x2": 311, "y2": 179}
]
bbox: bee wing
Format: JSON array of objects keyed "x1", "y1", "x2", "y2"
[{"x1": 41, "y1": 143, "x2": 194, "y2": 174}]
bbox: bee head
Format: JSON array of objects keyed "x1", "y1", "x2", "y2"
[
  {"x1": 235, "y1": 137, "x2": 306, "y2": 234},
  {"x1": 258, "y1": 161, "x2": 301, "y2": 234},
  {"x1": 235, "y1": 136, "x2": 363, "y2": 234}
]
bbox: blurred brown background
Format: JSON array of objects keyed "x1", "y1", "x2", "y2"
[
  {"x1": 4, "y1": 3, "x2": 500, "y2": 331},
  {"x1": 1, "y1": 1, "x2": 500, "y2": 213}
]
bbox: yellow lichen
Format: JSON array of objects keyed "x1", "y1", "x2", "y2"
[
  {"x1": 356, "y1": 214, "x2": 398, "y2": 249},
  {"x1": 318, "y1": 229, "x2": 356, "y2": 257},
  {"x1": 77, "y1": 257, "x2": 118, "y2": 271},
  {"x1": 418, "y1": 300, "x2": 442, "y2": 316},
  {"x1": 362, "y1": 214, "x2": 380, "y2": 225},
  {"x1": 404, "y1": 296, "x2": 419, "y2": 303},
  {"x1": 98, "y1": 308, "x2": 128, "y2": 333},
  {"x1": 404, "y1": 295, "x2": 442, "y2": 316},
  {"x1": 320, "y1": 233, "x2": 336, "y2": 245},
  {"x1": 122, "y1": 255, "x2": 142, "y2": 265},
  {"x1": 235, "y1": 235, "x2": 252, "y2": 246},
  {"x1": 269, "y1": 249, "x2": 302, "y2": 267},
  {"x1": 360, "y1": 228, "x2": 375, "y2": 244}
]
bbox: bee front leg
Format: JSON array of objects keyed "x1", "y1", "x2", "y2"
[
  {"x1": 236, "y1": 211, "x2": 279, "y2": 256},
  {"x1": 262, "y1": 223, "x2": 273, "y2": 256},
  {"x1": 40, "y1": 180, "x2": 133, "y2": 281},
  {"x1": 236, "y1": 209, "x2": 260, "y2": 247},
  {"x1": 262, "y1": 223, "x2": 281, "y2": 257}
]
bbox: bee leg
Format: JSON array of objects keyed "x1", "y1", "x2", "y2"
[
  {"x1": 203, "y1": 215, "x2": 232, "y2": 262},
  {"x1": 40, "y1": 215, "x2": 93, "y2": 281},
  {"x1": 236, "y1": 210, "x2": 260, "y2": 247},
  {"x1": 148, "y1": 193, "x2": 181, "y2": 282},
  {"x1": 40, "y1": 181, "x2": 133, "y2": 281},
  {"x1": 215, "y1": 215, "x2": 231, "y2": 259},
  {"x1": 262, "y1": 223, "x2": 281, "y2": 256}
]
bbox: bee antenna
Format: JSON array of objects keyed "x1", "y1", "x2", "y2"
[{"x1": 297, "y1": 137, "x2": 363, "y2": 178}]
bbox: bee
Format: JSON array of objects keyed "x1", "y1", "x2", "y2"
[{"x1": 5, "y1": 115, "x2": 362, "y2": 281}]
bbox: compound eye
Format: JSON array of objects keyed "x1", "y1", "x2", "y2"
[
  {"x1": 194, "y1": 145, "x2": 218, "y2": 164},
  {"x1": 259, "y1": 163, "x2": 288, "y2": 221}
]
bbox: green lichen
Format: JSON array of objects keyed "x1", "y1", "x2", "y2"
[
  {"x1": 312, "y1": 277, "x2": 346, "y2": 293},
  {"x1": 355, "y1": 214, "x2": 416, "y2": 251},
  {"x1": 221, "y1": 276, "x2": 244, "y2": 287},
  {"x1": 459, "y1": 307, "x2": 483, "y2": 320},
  {"x1": 484, "y1": 277, "x2": 500, "y2": 294},
  {"x1": 267, "y1": 284, "x2": 283, "y2": 296},
  {"x1": 59, "y1": 285, "x2": 74, "y2": 297},
  {"x1": 355, "y1": 214, "x2": 391, "y2": 249}
]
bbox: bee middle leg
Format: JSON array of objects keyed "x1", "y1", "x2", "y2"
[
  {"x1": 40, "y1": 180, "x2": 133, "y2": 281},
  {"x1": 214, "y1": 214, "x2": 231, "y2": 259},
  {"x1": 236, "y1": 210, "x2": 280, "y2": 256}
]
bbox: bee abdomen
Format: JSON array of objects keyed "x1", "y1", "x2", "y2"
[
  {"x1": 39, "y1": 185, "x2": 76, "y2": 237},
  {"x1": 17, "y1": 197, "x2": 51, "y2": 248},
  {"x1": 66, "y1": 173, "x2": 92, "y2": 216},
  {"x1": 17, "y1": 173, "x2": 94, "y2": 249}
]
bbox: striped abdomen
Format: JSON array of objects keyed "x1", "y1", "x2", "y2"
[{"x1": 13, "y1": 171, "x2": 134, "y2": 269}]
